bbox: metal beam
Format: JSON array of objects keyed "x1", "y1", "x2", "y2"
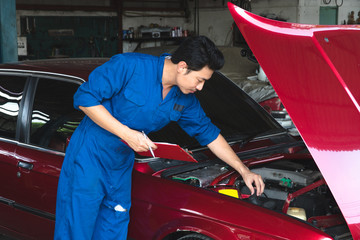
[
  {"x1": 116, "y1": 0, "x2": 123, "y2": 54},
  {"x1": 0, "y1": 0, "x2": 17, "y2": 63}
]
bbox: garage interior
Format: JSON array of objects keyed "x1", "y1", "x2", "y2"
[
  {"x1": 0, "y1": 0, "x2": 358, "y2": 89},
  {"x1": 2, "y1": 0, "x2": 359, "y2": 120},
  {"x1": 1, "y1": 0, "x2": 359, "y2": 61},
  {"x1": 0, "y1": 0, "x2": 359, "y2": 240}
]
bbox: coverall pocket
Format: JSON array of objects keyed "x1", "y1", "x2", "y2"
[
  {"x1": 122, "y1": 87, "x2": 146, "y2": 122},
  {"x1": 124, "y1": 88, "x2": 146, "y2": 106},
  {"x1": 170, "y1": 110, "x2": 181, "y2": 121}
]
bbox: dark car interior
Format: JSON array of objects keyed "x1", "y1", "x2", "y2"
[{"x1": 29, "y1": 78, "x2": 84, "y2": 152}]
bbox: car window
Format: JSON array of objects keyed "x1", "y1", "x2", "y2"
[
  {"x1": 30, "y1": 78, "x2": 84, "y2": 152},
  {"x1": 0, "y1": 75, "x2": 27, "y2": 140}
]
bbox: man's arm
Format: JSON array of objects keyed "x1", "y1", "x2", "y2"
[
  {"x1": 207, "y1": 134, "x2": 264, "y2": 196},
  {"x1": 79, "y1": 105, "x2": 157, "y2": 152}
]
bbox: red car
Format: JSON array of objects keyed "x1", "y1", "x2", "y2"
[
  {"x1": 0, "y1": 10, "x2": 357, "y2": 239},
  {"x1": 0, "y1": 57, "x2": 350, "y2": 240}
]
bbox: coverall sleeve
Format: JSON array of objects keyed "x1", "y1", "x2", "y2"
[
  {"x1": 177, "y1": 95, "x2": 220, "y2": 146},
  {"x1": 73, "y1": 54, "x2": 130, "y2": 110}
]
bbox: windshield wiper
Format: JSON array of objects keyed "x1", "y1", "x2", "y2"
[
  {"x1": 238, "y1": 141, "x2": 305, "y2": 160},
  {"x1": 226, "y1": 132, "x2": 260, "y2": 147},
  {"x1": 226, "y1": 128, "x2": 286, "y2": 146}
]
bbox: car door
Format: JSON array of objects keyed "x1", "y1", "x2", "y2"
[
  {"x1": 0, "y1": 74, "x2": 30, "y2": 237},
  {"x1": 2, "y1": 75, "x2": 84, "y2": 240}
]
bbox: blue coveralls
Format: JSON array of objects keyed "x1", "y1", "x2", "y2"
[{"x1": 54, "y1": 53, "x2": 220, "y2": 240}]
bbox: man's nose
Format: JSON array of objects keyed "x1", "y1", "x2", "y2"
[{"x1": 196, "y1": 82, "x2": 205, "y2": 91}]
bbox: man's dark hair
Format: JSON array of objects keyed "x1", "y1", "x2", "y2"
[{"x1": 171, "y1": 36, "x2": 224, "y2": 71}]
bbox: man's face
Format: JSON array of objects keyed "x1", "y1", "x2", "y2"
[{"x1": 176, "y1": 64, "x2": 214, "y2": 94}]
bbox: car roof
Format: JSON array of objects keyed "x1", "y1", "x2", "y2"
[{"x1": 0, "y1": 58, "x2": 108, "y2": 80}]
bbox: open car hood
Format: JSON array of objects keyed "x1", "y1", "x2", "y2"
[{"x1": 228, "y1": 2, "x2": 360, "y2": 237}]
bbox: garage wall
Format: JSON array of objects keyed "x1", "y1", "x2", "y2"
[
  {"x1": 298, "y1": 0, "x2": 360, "y2": 25},
  {"x1": 251, "y1": 0, "x2": 299, "y2": 22},
  {"x1": 15, "y1": 0, "x2": 360, "y2": 54},
  {"x1": 16, "y1": 0, "x2": 111, "y2": 6},
  {"x1": 196, "y1": 0, "x2": 298, "y2": 46},
  {"x1": 195, "y1": 0, "x2": 299, "y2": 46},
  {"x1": 197, "y1": 0, "x2": 360, "y2": 46},
  {"x1": 122, "y1": 12, "x2": 192, "y2": 52}
]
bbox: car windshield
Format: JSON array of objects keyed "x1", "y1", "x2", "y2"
[{"x1": 149, "y1": 72, "x2": 283, "y2": 149}]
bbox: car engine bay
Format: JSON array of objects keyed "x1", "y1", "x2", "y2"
[{"x1": 146, "y1": 157, "x2": 352, "y2": 240}]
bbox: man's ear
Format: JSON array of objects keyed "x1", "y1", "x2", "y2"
[{"x1": 177, "y1": 61, "x2": 188, "y2": 73}]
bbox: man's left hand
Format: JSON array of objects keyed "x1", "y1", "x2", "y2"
[{"x1": 241, "y1": 170, "x2": 265, "y2": 196}]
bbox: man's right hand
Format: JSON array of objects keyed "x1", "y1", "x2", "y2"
[
  {"x1": 79, "y1": 105, "x2": 157, "y2": 153},
  {"x1": 122, "y1": 129, "x2": 157, "y2": 153}
]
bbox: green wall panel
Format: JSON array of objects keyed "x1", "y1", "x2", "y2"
[{"x1": 20, "y1": 16, "x2": 119, "y2": 59}]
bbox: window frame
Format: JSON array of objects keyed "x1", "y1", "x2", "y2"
[{"x1": 0, "y1": 70, "x2": 84, "y2": 154}]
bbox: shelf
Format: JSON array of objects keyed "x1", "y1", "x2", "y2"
[
  {"x1": 123, "y1": 37, "x2": 186, "y2": 42},
  {"x1": 123, "y1": 37, "x2": 186, "y2": 51}
]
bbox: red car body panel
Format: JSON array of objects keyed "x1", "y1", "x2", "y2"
[
  {"x1": 229, "y1": 3, "x2": 360, "y2": 238},
  {"x1": 0, "y1": 144, "x2": 60, "y2": 239},
  {"x1": 130, "y1": 170, "x2": 331, "y2": 240}
]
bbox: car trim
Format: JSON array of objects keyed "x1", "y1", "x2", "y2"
[
  {"x1": 0, "y1": 136, "x2": 21, "y2": 145},
  {"x1": 0, "y1": 127, "x2": 66, "y2": 157},
  {"x1": 17, "y1": 141, "x2": 66, "y2": 156},
  {"x1": 0, "y1": 69, "x2": 85, "y2": 83},
  {"x1": 0, "y1": 137, "x2": 65, "y2": 156},
  {"x1": 0, "y1": 196, "x2": 55, "y2": 221}
]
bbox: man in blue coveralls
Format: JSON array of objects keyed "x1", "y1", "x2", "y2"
[{"x1": 54, "y1": 36, "x2": 265, "y2": 240}]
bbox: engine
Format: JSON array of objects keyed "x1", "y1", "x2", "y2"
[{"x1": 171, "y1": 160, "x2": 339, "y2": 222}]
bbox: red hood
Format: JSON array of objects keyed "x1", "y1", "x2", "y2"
[{"x1": 228, "y1": 2, "x2": 360, "y2": 238}]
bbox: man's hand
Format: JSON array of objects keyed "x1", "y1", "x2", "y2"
[
  {"x1": 79, "y1": 105, "x2": 157, "y2": 153},
  {"x1": 207, "y1": 134, "x2": 265, "y2": 196},
  {"x1": 122, "y1": 129, "x2": 157, "y2": 153},
  {"x1": 240, "y1": 169, "x2": 265, "y2": 196}
]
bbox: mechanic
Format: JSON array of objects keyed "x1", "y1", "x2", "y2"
[{"x1": 54, "y1": 36, "x2": 265, "y2": 240}]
